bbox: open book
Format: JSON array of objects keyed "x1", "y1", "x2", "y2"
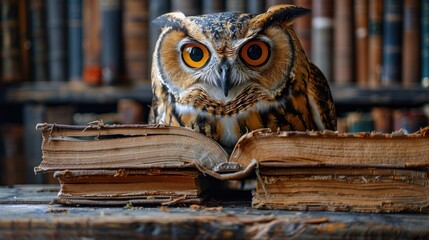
[{"x1": 35, "y1": 123, "x2": 429, "y2": 212}]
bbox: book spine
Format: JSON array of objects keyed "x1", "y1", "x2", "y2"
[
  {"x1": 293, "y1": 0, "x2": 312, "y2": 57},
  {"x1": 68, "y1": 0, "x2": 83, "y2": 82},
  {"x1": 18, "y1": 0, "x2": 30, "y2": 82},
  {"x1": 422, "y1": 0, "x2": 429, "y2": 87},
  {"x1": 311, "y1": 0, "x2": 333, "y2": 82},
  {"x1": 117, "y1": 99, "x2": 143, "y2": 124},
  {"x1": 83, "y1": 0, "x2": 101, "y2": 85},
  {"x1": 402, "y1": 0, "x2": 420, "y2": 87},
  {"x1": 100, "y1": 0, "x2": 123, "y2": 85},
  {"x1": 226, "y1": 0, "x2": 246, "y2": 12},
  {"x1": 247, "y1": 0, "x2": 265, "y2": 14},
  {"x1": 266, "y1": 0, "x2": 293, "y2": 9},
  {"x1": 346, "y1": 112, "x2": 374, "y2": 133},
  {"x1": 202, "y1": 0, "x2": 224, "y2": 14},
  {"x1": 393, "y1": 109, "x2": 429, "y2": 134},
  {"x1": 149, "y1": 0, "x2": 170, "y2": 81},
  {"x1": 367, "y1": 0, "x2": 383, "y2": 88},
  {"x1": 46, "y1": 0, "x2": 68, "y2": 82},
  {"x1": 1, "y1": 125, "x2": 26, "y2": 184},
  {"x1": 28, "y1": 0, "x2": 48, "y2": 82},
  {"x1": 371, "y1": 107, "x2": 393, "y2": 133},
  {"x1": 123, "y1": 0, "x2": 149, "y2": 83},
  {"x1": 23, "y1": 104, "x2": 45, "y2": 183},
  {"x1": 172, "y1": 0, "x2": 200, "y2": 16},
  {"x1": 382, "y1": 0, "x2": 403, "y2": 86},
  {"x1": 334, "y1": 0, "x2": 353, "y2": 86},
  {"x1": 354, "y1": 0, "x2": 368, "y2": 87},
  {"x1": 1, "y1": 0, "x2": 22, "y2": 83}
]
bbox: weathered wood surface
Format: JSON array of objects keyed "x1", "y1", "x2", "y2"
[{"x1": 1, "y1": 185, "x2": 429, "y2": 239}]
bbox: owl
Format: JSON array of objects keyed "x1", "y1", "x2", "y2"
[{"x1": 149, "y1": 5, "x2": 337, "y2": 151}]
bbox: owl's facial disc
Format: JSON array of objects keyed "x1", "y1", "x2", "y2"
[{"x1": 177, "y1": 36, "x2": 273, "y2": 99}]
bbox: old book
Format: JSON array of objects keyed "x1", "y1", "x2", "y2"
[
  {"x1": 293, "y1": 0, "x2": 312, "y2": 57},
  {"x1": 123, "y1": 0, "x2": 150, "y2": 83},
  {"x1": 382, "y1": 0, "x2": 403, "y2": 86},
  {"x1": 28, "y1": 0, "x2": 48, "y2": 82},
  {"x1": 311, "y1": 0, "x2": 333, "y2": 82},
  {"x1": 0, "y1": 0, "x2": 22, "y2": 83},
  {"x1": 232, "y1": 127, "x2": 429, "y2": 213},
  {"x1": 422, "y1": 0, "x2": 429, "y2": 87},
  {"x1": 100, "y1": 0, "x2": 123, "y2": 85},
  {"x1": 334, "y1": 0, "x2": 354, "y2": 86},
  {"x1": 46, "y1": 0, "x2": 67, "y2": 82},
  {"x1": 24, "y1": 105, "x2": 45, "y2": 184},
  {"x1": 172, "y1": 0, "x2": 200, "y2": 16},
  {"x1": 35, "y1": 123, "x2": 228, "y2": 205},
  {"x1": 34, "y1": 123, "x2": 229, "y2": 173},
  {"x1": 346, "y1": 111, "x2": 374, "y2": 133},
  {"x1": 402, "y1": 0, "x2": 420, "y2": 87},
  {"x1": 354, "y1": 0, "x2": 368, "y2": 87},
  {"x1": 229, "y1": 127, "x2": 429, "y2": 168},
  {"x1": 1, "y1": 124, "x2": 26, "y2": 185},
  {"x1": 225, "y1": 0, "x2": 246, "y2": 12},
  {"x1": 148, "y1": 0, "x2": 170, "y2": 88},
  {"x1": 367, "y1": 0, "x2": 383, "y2": 88},
  {"x1": 68, "y1": 0, "x2": 83, "y2": 82},
  {"x1": 83, "y1": 0, "x2": 102, "y2": 85},
  {"x1": 18, "y1": 0, "x2": 30, "y2": 82},
  {"x1": 393, "y1": 108, "x2": 429, "y2": 134},
  {"x1": 52, "y1": 169, "x2": 212, "y2": 205},
  {"x1": 247, "y1": 0, "x2": 265, "y2": 14},
  {"x1": 202, "y1": 0, "x2": 224, "y2": 14},
  {"x1": 266, "y1": 0, "x2": 293, "y2": 9},
  {"x1": 372, "y1": 107, "x2": 393, "y2": 133},
  {"x1": 117, "y1": 99, "x2": 144, "y2": 124},
  {"x1": 253, "y1": 167, "x2": 429, "y2": 212}
]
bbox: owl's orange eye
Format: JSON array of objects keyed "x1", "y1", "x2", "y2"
[
  {"x1": 181, "y1": 42, "x2": 210, "y2": 68},
  {"x1": 240, "y1": 40, "x2": 270, "y2": 67}
]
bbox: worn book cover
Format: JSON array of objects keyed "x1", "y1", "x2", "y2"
[{"x1": 53, "y1": 168, "x2": 211, "y2": 205}]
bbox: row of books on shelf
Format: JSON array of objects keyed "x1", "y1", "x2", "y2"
[
  {"x1": 338, "y1": 106, "x2": 429, "y2": 134},
  {"x1": 307, "y1": 0, "x2": 429, "y2": 88},
  {"x1": 2, "y1": 0, "x2": 428, "y2": 89},
  {"x1": 0, "y1": 0, "x2": 150, "y2": 85},
  {"x1": 0, "y1": 0, "x2": 298, "y2": 86}
]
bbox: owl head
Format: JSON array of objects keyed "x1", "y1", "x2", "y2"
[{"x1": 152, "y1": 4, "x2": 310, "y2": 102}]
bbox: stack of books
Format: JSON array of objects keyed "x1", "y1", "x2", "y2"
[{"x1": 35, "y1": 123, "x2": 429, "y2": 212}]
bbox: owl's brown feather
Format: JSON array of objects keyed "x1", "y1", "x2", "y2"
[{"x1": 149, "y1": 5, "x2": 336, "y2": 150}]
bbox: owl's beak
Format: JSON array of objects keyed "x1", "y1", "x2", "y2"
[{"x1": 220, "y1": 64, "x2": 231, "y2": 97}]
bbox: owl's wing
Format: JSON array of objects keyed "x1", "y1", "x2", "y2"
[
  {"x1": 148, "y1": 79, "x2": 168, "y2": 124},
  {"x1": 307, "y1": 63, "x2": 337, "y2": 131}
]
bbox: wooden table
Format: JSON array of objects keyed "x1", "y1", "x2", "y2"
[{"x1": 1, "y1": 185, "x2": 429, "y2": 239}]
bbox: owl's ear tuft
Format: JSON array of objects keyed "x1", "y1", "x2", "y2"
[
  {"x1": 250, "y1": 5, "x2": 310, "y2": 32},
  {"x1": 152, "y1": 12, "x2": 188, "y2": 32}
]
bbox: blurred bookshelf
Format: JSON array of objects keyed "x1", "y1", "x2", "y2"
[
  {"x1": 1, "y1": 0, "x2": 429, "y2": 184},
  {"x1": 1, "y1": 82, "x2": 429, "y2": 107}
]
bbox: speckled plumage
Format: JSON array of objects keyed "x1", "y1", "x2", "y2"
[{"x1": 149, "y1": 5, "x2": 337, "y2": 151}]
